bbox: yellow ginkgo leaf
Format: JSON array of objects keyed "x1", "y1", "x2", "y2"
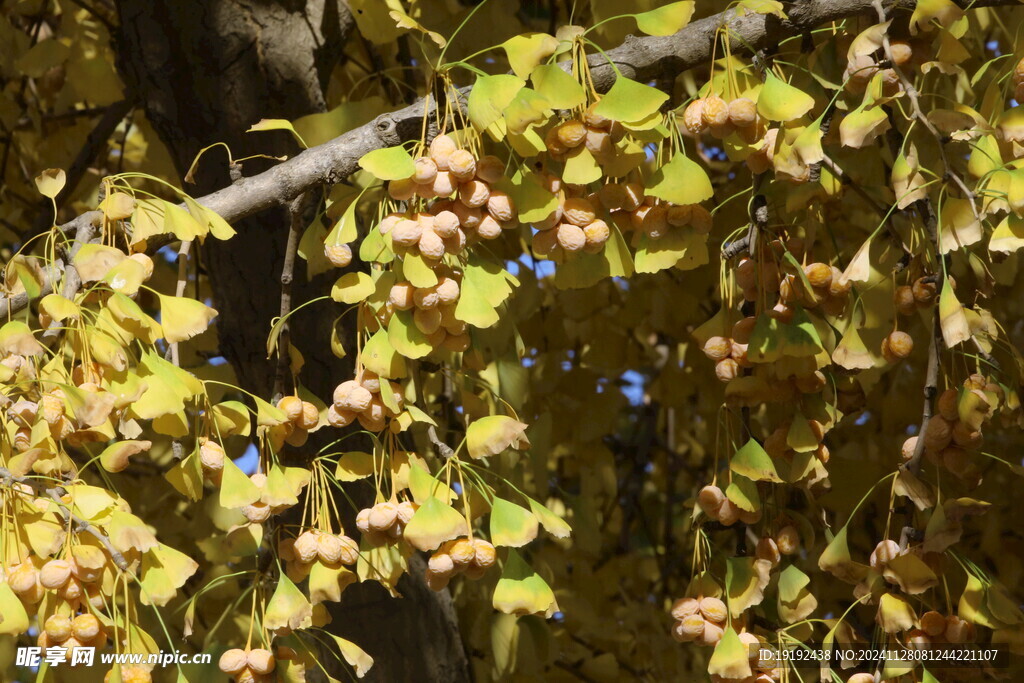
[
  {"x1": 34, "y1": 168, "x2": 66, "y2": 199},
  {"x1": 157, "y1": 294, "x2": 218, "y2": 344}
]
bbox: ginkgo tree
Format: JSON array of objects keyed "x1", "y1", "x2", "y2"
[{"x1": 2, "y1": 0, "x2": 1024, "y2": 682}]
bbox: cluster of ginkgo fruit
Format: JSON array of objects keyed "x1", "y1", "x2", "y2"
[
  {"x1": 355, "y1": 499, "x2": 419, "y2": 545},
  {"x1": 218, "y1": 646, "x2": 278, "y2": 683},
  {"x1": 382, "y1": 135, "x2": 516, "y2": 258},
  {"x1": 386, "y1": 271, "x2": 470, "y2": 352},
  {"x1": 328, "y1": 372, "x2": 404, "y2": 432},
  {"x1": 683, "y1": 94, "x2": 764, "y2": 142},
  {"x1": 279, "y1": 528, "x2": 360, "y2": 580},
  {"x1": 425, "y1": 536, "x2": 497, "y2": 590},
  {"x1": 843, "y1": 36, "x2": 925, "y2": 95},
  {"x1": 669, "y1": 595, "x2": 731, "y2": 647},
  {"x1": 695, "y1": 482, "x2": 762, "y2": 526},
  {"x1": 901, "y1": 374, "x2": 1000, "y2": 488}
]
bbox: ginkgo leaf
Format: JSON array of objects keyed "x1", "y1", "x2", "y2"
[
  {"x1": 388, "y1": 310, "x2": 432, "y2": 359},
  {"x1": 504, "y1": 87, "x2": 552, "y2": 135},
  {"x1": 731, "y1": 439, "x2": 784, "y2": 483},
  {"x1": 331, "y1": 272, "x2": 375, "y2": 304},
  {"x1": 389, "y1": 8, "x2": 446, "y2": 47},
  {"x1": 725, "y1": 556, "x2": 771, "y2": 616},
  {"x1": 327, "y1": 633, "x2": 375, "y2": 678},
  {"x1": 757, "y1": 73, "x2": 815, "y2": 122},
  {"x1": 561, "y1": 146, "x2": 601, "y2": 185},
  {"x1": 818, "y1": 526, "x2": 869, "y2": 584},
  {"x1": 493, "y1": 550, "x2": 558, "y2": 616},
  {"x1": 219, "y1": 456, "x2": 261, "y2": 509},
  {"x1": 0, "y1": 320, "x2": 44, "y2": 357},
  {"x1": 526, "y1": 497, "x2": 571, "y2": 538},
  {"x1": 987, "y1": 214, "x2": 1024, "y2": 253},
  {"x1": 34, "y1": 168, "x2": 66, "y2": 199},
  {"x1": 99, "y1": 440, "x2": 152, "y2": 473},
  {"x1": 832, "y1": 324, "x2": 875, "y2": 370},
  {"x1": 883, "y1": 553, "x2": 939, "y2": 594},
  {"x1": 74, "y1": 243, "x2": 126, "y2": 282},
  {"x1": 938, "y1": 197, "x2": 983, "y2": 253},
  {"x1": 362, "y1": 329, "x2": 406, "y2": 379},
  {"x1": 467, "y1": 416, "x2": 530, "y2": 459},
  {"x1": 531, "y1": 64, "x2": 586, "y2": 110},
  {"x1": 467, "y1": 75, "x2": 524, "y2": 133},
  {"x1": 0, "y1": 583, "x2": 29, "y2": 635},
  {"x1": 264, "y1": 573, "x2": 313, "y2": 635},
  {"x1": 839, "y1": 237, "x2": 872, "y2": 285},
  {"x1": 939, "y1": 280, "x2": 970, "y2": 347},
  {"x1": 358, "y1": 146, "x2": 415, "y2": 180},
  {"x1": 707, "y1": 627, "x2": 752, "y2": 679},
  {"x1": 840, "y1": 105, "x2": 890, "y2": 148},
  {"x1": 501, "y1": 33, "x2": 558, "y2": 79},
  {"x1": 157, "y1": 294, "x2": 218, "y2": 344},
  {"x1": 592, "y1": 77, "x2": 668, "y2": 124},
  {"x1": 335, "y1": 451, "x2": 374, "y2": 481},
  {"x1": 100, "y1": 191, "x2": 136, "y2": 220},
  {"x1": 39, "y1": 293, "x2": 78, "y2": 322},
  {"x1": 210, "y1": 400, "x2": 251, "y2": 437},
  {"x1": 309, "y1": 561, "x2": 356, "y2": 604},
  {"x1": 247, "y1": 118, "x2": 307, "y2": 147},
  {"x1": 402, "y1": 496, "x2": 468, "y2": 552},
  {"x1": 489, "y1": 498, "x2": 539, "y2": 547},
  {"x1": 139, "y1": 543, "x2": 199, "y2": 606},
  {"x1": 645, "y1": 154, "x2": 713, "y2": 205},
  {"x1": 877, "y1": 593, "x2": 917, "y2": 633},
  {"x1": 633, "y1": 1, "x2": 695, "y2": 36}
]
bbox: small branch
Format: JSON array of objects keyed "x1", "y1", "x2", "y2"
[
  {"x1": 0, "y1": 467, "x2": 129, "y2": 572},
  {"x1": 721, "y1": 234, "x2": 750, "y2": 260},
  {"x1": 872, "y1": 0, "x2": 979, "y2": 220},
  {"x1": 272, "y1": 194, "x2": 309, "y2": 402},
  {"x1": 47, "y1": 488, "x2": 130, "y2": 572},
  {"x1": 427, "y1": 425, "x2": 455, "y2": 459}
]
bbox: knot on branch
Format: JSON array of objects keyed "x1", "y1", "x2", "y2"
[{"x1": 374, "y1": 114, "x2": 401, "y2": 146}]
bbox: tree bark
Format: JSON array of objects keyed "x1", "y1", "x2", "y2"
[{"x1": 112, "y1": 2, "x2": 470, "y2": 680}]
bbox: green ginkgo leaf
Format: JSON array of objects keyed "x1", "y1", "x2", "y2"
[
  {"x1": 493, "y1": 550, "x2": 557, "y2": 616},
  {"x1": 362, "y1": 329, "x2": 407, "y2": 378},
  {"x1": 725, "y1": 474, "x2": 760, "y2": 512},
  {"x1": 210, "y1": 400, "x2": 251, "y2": 437},
  {"x1": 358, "y1": 146, "x2": 415, "y2": 180},
  {"x1": 490, "y1": 498, "x2": 539, "y2": 547},
  {"x1": 633, "y1": 228, "x2": 708, "y2": 274},
  {"x1": 219, "y1": 456, "x2": 261, "y2": 509},
  {"x1": 402, "y1": 496, "x2": 468, "y2": 552},
  {"x1": 633, "y1": 1, "x2": 695, "y2": 36},
  {"x1": 818, "y1": 526, "x2": 869, "y2": 583},
  {"x1": 501, "y1": 33, "x2": 558, "y2": 79},
  {"x1": 561, "y1": 146, "x2": 601, "y2": 185},
  {"x1": 709, "y1": 628, "x2": 753, "y2": 678},
  {"x1": 645, "y1": 154, "x2": 713, "y2": 205},
  {"x1": 514, "y1": 171, "x2": 559, "y2": 223},
  {"x1": 467, "y1": 75, "x2": 525, "y2": 133},
  {"x1": 730, "y1": 439, "x2": 783, "y2": 483},
  {"x1": 592, "y1": 77, "x2": 668, "y2": 124},
  {"x1": 505, "y1": 87, "x2": 552, "y2": 134},
  {"x1": 139, "y1": 543, "x2": 199, "y2": 606},
  {"x1": 526, "y1": 497, "x2": 571, "y2": 538},
  {"x1": 388, "y1": 309, "x2": 433, "y2": 359},
  {"x1": 264, "y1": 572, "x2": 313, "y2": 635},
  {"x1": 157, "y1": 294, "x2": 218, "y2": 344},
  {"x1": 531, "y1": 64, "x2": 586, "y2": 109},
  {"x1": 757, "y1": 73, "x2": 815, "y2": 122}
]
